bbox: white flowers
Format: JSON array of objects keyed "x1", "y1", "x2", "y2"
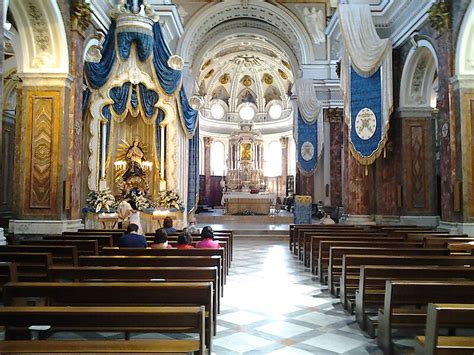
[
  {"x1": 87, "y1": 189, "x2": 117, "y2": 213},
  {"x1": 157, "y1": 190, "x2": 184, "y2": 210},
  {"x1": 129, "y1": 190, "x2": 150, "y2": 211}
]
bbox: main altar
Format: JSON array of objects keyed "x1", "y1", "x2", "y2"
[
  {"x1": 82, "y1": 0, "x2": 200, "y2": 229},
  {"x1": 222, "y1": 192, "x2": 276, "y2": 215}
]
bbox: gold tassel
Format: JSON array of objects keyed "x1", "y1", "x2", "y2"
[
  {"x1": 365, "y1": 165, "x2": 368, "y2": 176},
  {"x1": 383, "y1": 147, "x2": 386, "y2": 158}
]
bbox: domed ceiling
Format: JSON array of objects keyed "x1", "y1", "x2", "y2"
[{"x1": 197, "y1": 34, "x2": 294, "y2": 135}]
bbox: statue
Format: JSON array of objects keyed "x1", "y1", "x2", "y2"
[
  {"x1": 303, "y1": 7, "x2": 326, "y2": 44},
  {"x1": 123, "y1": 140, "x2": 146, "y2": 182}
]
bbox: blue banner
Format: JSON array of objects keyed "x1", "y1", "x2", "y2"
[
  {"x1": 349, "y1": 67, "x2": 383, "y2": 161},
  {"x1": 297, "y1": 110, "x2": 318, "y2": 174}
]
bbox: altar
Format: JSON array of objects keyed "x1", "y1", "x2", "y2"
[{"x1": 222, "y1": 192, "x2": 276, "y2": 215}]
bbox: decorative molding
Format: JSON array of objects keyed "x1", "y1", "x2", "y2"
[
  {"x1": 410, "y1": 125, "x2": 425, "y2": 208},
  {"x1": 326, "y1": 107, "x2": 343, "y2": 124},
  {"x1": 26, "y1": 1, "x2": 50, "y2": 52},
  {"x1": 429, "y1": 0, "x2": 451, "y2": 33},
  {"x1": 72, "y1": 0, "x2": 92, "y2": 36},
  {"x1": 203, "y1": 136, "x2": 214, "y2": 147}
]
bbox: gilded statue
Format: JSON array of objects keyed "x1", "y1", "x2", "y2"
[{"x1": 123, "y1": 140, "x2": 146, "y2": 182}]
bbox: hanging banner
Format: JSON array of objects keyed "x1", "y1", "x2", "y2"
[
  {"x1": 349, "y1": 66, "x2": 386, "y2": 163},
  {"x1": 296, "y1": 109, "x2": 318, "y2": 175}
]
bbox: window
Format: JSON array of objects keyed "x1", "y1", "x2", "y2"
[
  {"x1": 211, "y1": 141, "x2": 226, "y2": 176},
  {"x1": 264, "y1": 141, "x2": 282, "y2": 177}
]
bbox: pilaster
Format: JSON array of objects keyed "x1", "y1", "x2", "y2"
[
  {"x1": 280, "y1": 136, "x2": 289, "y2": 196},
  {"x1": 326, "y1": 107, "x2": 343, "y2": 207},
  {"x1": 203, "y1": 136, "x2": 213, "y2": 204}
]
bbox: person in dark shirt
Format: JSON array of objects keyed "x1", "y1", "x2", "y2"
[
  {"x1": 117, "y1": 223, "x2": 147, "y2": 248},
  {"x1": 163, "y1": 216, "x2": 177, "y2": 234}
]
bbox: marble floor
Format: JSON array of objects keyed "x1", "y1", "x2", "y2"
[{"x1": 213, "y1": 237, "x2": 382, "y2": 354}]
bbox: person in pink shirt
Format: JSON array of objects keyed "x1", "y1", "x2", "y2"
[{"x1": 196, "y1": 226, "x2": 220, "y2": 249}]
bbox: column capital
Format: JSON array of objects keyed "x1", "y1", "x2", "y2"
[
  {"x1": 72, "y1": 0, "x2": 92, "y2": 37},
  {"x1": 203, "y1": 136, "x2": 214, "y2": 147},
  {"x1": 279, "y1": 136, "x2": 289, "y2": 148},
  {"x1": 325, "y1": 107, "x2": 343, "y2": 123},
  {"x1": 17, "y1": 73, "x2": 74, "y2": 88}
]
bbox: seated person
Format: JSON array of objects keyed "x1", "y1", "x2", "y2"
[
  {"x1": 176, "y1": 229, "x2": 194, "y2": 249},
  {"x1": 187, "y1": 217, "x2": 200, "y2": 234},
  {"x1": 150, "y1": 228, "x2": 173, "y2": 249},
  {"x1": 196, "y1": 226, "x2": 220, "y2": 249},
  {"x1": 163, "y1": 216, "x2": 177, "y2": 234},
  {"x1": 320, "y1": 212, "x2": 335, "y2": 225},
  {"x1": 117, "y1": 223, "x2": 147, "y2": 248}
]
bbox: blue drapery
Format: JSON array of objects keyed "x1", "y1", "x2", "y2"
[
  {"x1": 101, "y1": 105, "x2": 112, "y2": 167},
  {"x1": 117, "y1": 31, "x2": 153, "y2": 62},
  {"x1": 85, "y1": 21, "x2": 117, "y2": 89},
  {"x1": 350, "y1": 67, "x2": 382, "y2": 158},
  {"x1": 139, "y1": 83, "x2": 159, "y2": 118},
  {"x1": 187, "y1": 125, "x2": 199, "y2": 213},
  {"x1": 110, "y1": 83, "x2": 130, "y2": 115},
  {"x1": 297, "y1": 110, "x2": 318, "y2": 174},
  {"x1": 179, "y1": 87, "x2": 198, "y2": 135},
  {"x1": 82, "y1": 88, "x2": 90, "y2": 113},
  {"x1": 152, "y1": 23, "x2": 181, "y2": 95},
  {"x1": 155, "y1": 108, "x2": 165, "y2": 168}
]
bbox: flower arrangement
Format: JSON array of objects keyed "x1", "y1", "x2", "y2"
[
  {"x1": 129, "y1": 189, "x2": 150, "y2": 211},
  {"x1": 86, "y1": 189, "x2": 117, "y2": 213},
  {"x1": 157, "y1": 190, "x2": 184, "y2": 210}
]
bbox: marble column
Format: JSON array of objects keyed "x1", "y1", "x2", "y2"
[
  {"x1": 68, "y1": 1, "x2": 91, "y2": 220},
  {"x1": 342, "y1": 124, "x2": 374, "y2": 224},
  {"x1": 10, "y1": 74, "x2": 84, "y2": 234},
  {"x1": 280, "y1": 137, "x2": 289, "y2": 196},
  {"x1": 327, "y1": 108, "x2": 343, "y2": 207},
  {"x1": 203, "y1": 137, "x2": 213, "y2": 204}
]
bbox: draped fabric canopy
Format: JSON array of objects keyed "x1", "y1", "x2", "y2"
[
  {"x1": 339, "y1": 4, "x2": 393, "y2": 165},
  {"x1": 295, "y1": 79, "x2": 322, "y2": 124}
]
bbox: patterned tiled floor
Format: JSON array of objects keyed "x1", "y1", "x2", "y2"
[{"x1": 213, "y1": 237, "x2": 382, "y2": 354}]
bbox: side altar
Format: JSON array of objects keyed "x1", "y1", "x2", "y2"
[{"x1": 222, "y1": 192, "x2": 276, "y2": 215}]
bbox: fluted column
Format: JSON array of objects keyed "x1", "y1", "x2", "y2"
[{"x1": 203, "y1": 137, "x2": 213, "y2": 203}]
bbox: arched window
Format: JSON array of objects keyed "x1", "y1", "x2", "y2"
[
  {"x1": 264, "y1": 141, "x2": 282, "y2": 177},
  {"x1": 211, "y1": 141, "x2": 225, "y2": 176}
]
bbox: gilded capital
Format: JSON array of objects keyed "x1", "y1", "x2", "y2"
[
  {"x1": 280, "y1": 136, "x2": 289, "y2": 148},
  {"x1": 326, "y1": 107, "x2": 343, "y2": 124},
  {"x1": 72, "y1": 0, "x2": 92, "y2": 36},
  {"x1": 203, "y1": 137, "x2": 214, "y2": 147}
]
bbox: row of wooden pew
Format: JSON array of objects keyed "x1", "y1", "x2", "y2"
[
  {"x1": 0, "y1": 228, "x2": 234, "y2": 354},
  {"x1": 290, "y1": 224, "x2": 474, "y2": 354}
]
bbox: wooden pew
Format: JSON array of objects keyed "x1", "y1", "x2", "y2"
[
  {"x1": 322, "y1": 246, "x2": 449, "y2": 297},
  {"x1": 424, "y1": 237, "x2": 473, "y2": 249},
  {"x1": 21, "y1": 239, "x2": 99, "y2": 256},
  {"x1": 0, "y1": 262, "x2": 18, "y2": 296},
  {"x1": 102, "y1": 247, "x2": 227, "y2": 278},
  {"x1": 0, "y1": 252, "x2": 52, "y2": 281},
  {"x1": 3, "y1": 281, "x2": 214, "y2": 353},
  {"x1": 341, "y1": 255, "x2": 474, "y2": 319},
  {"x1": 310, "y1": 234, "x2": 400, "y2": 274},
  {"x1": 44, "y1": 235, "x2": 113, "y2": 249},
  {"x1": 318, "y1": 240, "x2": 426, "y2": 284},
  {"x1": 355, "y1": 266, "x2": 474, "y2": 334},
  {"x1": 415, "y1": 303, "x2": 474, "y2": 355},
  {"x1": 0, "y1": 245, "x2": 78, "y2": 266},
  {"x1": 64, "y1": 231, "x2": 123, "y2": 246},
  {"x1": 405, "y1": 233, "x2": 468, "y2": 242},
  {"x1": 448, "y1": 241, "x2": 474, "y2": 254},
  {"x1": 377, "y1": 281, "x2": 474, "y2": 355},
  {"x1": 0, "y1": 306, "x2": 205, "y2": 354},
  {"x1": 48, "y1": 265, "x2": 221, "y2": 312}
]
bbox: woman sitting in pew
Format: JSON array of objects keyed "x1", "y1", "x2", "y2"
[
  {"x1": 176, "y1": 229, "x2": 194, "y2": 249},
  {"x1": 150, "y1": 228, "x2": 173, "y2": 249},
  {"x1": 196, "y1": 226, "x2": 220, "y2": 249}
]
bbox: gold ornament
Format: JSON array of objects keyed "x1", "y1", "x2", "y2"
[
  {"x1": 263, "y1": 73, "x2": 273, "y2": 85},
  {"x1": 219, "y1": 73, "x2": 230, "y2": 85},
  {"x1": 241, "y1": 75, "x2": 252, "y2": 87}
]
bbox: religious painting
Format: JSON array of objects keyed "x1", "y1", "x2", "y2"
[{"x1": 241, "y1": 143, "x2": 252, "y2": 161}]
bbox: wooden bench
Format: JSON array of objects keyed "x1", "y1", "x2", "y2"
[
  {"x1": 341, "y1": 255, "x2": 474, "y2": 318},
  {"x1": 64, "y1": 231, "x2": 123, "y2": 246},
  {"x1": 0, "y1": 262, "x2": 17, "y2": 296},
  {"x1": 319, "y1": 240, "x2": 426, "y2": 284},
  {"x1": 21, "y1": 239, "x2": 99, "y2": 256},
  {"x1": 44, "y1": 235, "x2": 113, "y2": 249},
  {"x1": 3, "y1": 281, "x2": 214, "y2": 353},
  {"x1": 448, "y1": 241, "x2": 474, "y2": 254},
  {"x1": 0, "y1": 306, "x2": 205, "y2": 354},
  {"x1": 423, "y1": 237, "x2": 473, "y2": 249},
  {"x1": 355, "y1": 266, "x2": 474, "y2": 335},
  {"x1": 329, "y1": 246, "x2": 448, "y2": 297},
  {"x1": 0, "y1": 252, "x2": 52, "y2": 281},
  {"x1": 102, "y1": 247, "x2": 227, "y2": 278},
  {"x1": 415, "y1": 303, "x2": 474, "y2": 355},
  {"x1": 377, "y1": 281, "x2": 474, "y2": 355},
  {"x1": 48, "y1": 265, "x2": 221, "y2": 312},
  {"x1": 0, "y1": 245, "x2": 78, "y2": 266},
  {"x1": 310, "y1": 234, "x2": 401, "y2": 274}
]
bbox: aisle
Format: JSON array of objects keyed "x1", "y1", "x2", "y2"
[{"x1": 213, "y1": 237, "x2": 381, "y2": 354}]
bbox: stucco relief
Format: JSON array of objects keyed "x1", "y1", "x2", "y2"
[
  {"x1": 410, "y1": 57, "x2": 428, "y2": 105},
  {"x1": 27, "y1": 2, "x2": 50, "y2": 52}
]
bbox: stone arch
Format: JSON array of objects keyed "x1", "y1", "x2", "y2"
[
  {"x1": 456, "y1": 1, "x2": 474, "y2": 76},
  {"x1": 8, "y1": 0, "x2": 68, "y2": 74},
  {"x1": 400, "y1": 40, "x2": 438, "y2": 108},
  {"x1": 177, "y1": 0, "x2": 312, "y2": 68}
]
